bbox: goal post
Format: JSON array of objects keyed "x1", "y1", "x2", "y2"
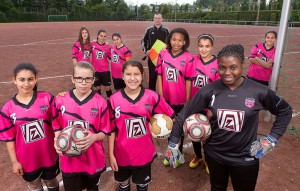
[{"x1": 48, "y1": 15, "x2": 68, "y2": 22}]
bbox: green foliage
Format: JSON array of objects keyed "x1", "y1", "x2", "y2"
[
  {"x1": 0, "y1": 11, "x2": 7, "y2": 22},
  {"x1": 0, "y1": 0, "x2": 14, "y2": 12}
]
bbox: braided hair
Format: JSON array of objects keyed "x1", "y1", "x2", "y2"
[{"x1": 217, "y1": 44, "x2": 245, "y2": 63}]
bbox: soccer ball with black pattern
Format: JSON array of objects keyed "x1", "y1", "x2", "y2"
[
  {"x1": 184, "y1": 113, "x2": 211, "y2": 142},
  {"x1": 57, "y1": 124, "x2": 86, "y2": 156},
  {"x1": 150, "y1": 114, "x2": 173, "y2": 139}
]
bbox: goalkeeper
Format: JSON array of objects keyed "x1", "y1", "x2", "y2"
[{"x1": 167, "y1": 44, "x2": 292, "y2": 191}]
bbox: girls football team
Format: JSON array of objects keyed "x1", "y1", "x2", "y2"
[{"x1": 0, "y1": 25, "x2": 292, "y2": 191}]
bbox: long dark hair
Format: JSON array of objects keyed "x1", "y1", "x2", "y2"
[{"x1": 78, "y1": 27, "x2": 91, "y2": 53}]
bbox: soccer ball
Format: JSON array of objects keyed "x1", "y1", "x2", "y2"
[
  {"x1": 56, "y1": 124, "x2": 87, "y2": 156},
  {"x1": 150, "y1": 114, "x2": 173, "y2": 139},
  {"x1": 183, "y1": 113, "x2": 211, "y2": 142}
]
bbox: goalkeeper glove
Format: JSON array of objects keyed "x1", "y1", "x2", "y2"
[
  {"x1": 250, "y1": 135, "x2": 278, "y2": 159},
  {"x1": 166, "y1": 141, "x2": 185, "y2": 168}
]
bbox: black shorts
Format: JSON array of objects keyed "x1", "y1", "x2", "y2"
[
  {"x1": 112, "y1": 78, "x2": 126, "y2": 90},
  {"x1": 62, "y1": 172, "x2": 101, "y2": 191},
  {"x1": 114, "y1": 163, "x2": 152, "y2": 185},
  {"x1": 94, "y1": 71, "x2": 112, "y2": 87},
  {"x1": 22, "y1": 159, "x2": 60, "y2": 182}
]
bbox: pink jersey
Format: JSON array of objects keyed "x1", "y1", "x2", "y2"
[
  {"x1": 0, "y1": 92, "x2": 58, "y2": 173},
  {"x1": 108, "y1": 88, "x2": 174, "y2": 167},
  {"x1": 91, "y1": 41, "x2": 111, "y2": 72},
  {"x1": 189, "y1": 55, "x2": 220, "y2": 98},
  {"x1": 156, "y1": 49, "x2": 194, "y2": 106},
  {"x1": 52, "y1": 90, "x2": 111, "y2": 175},
  {"x1": 247, "y1": 42, "x2": 275, "y2": 82},
  {"x1": 110, "y1": 44, "x2": 132, "y2": 78},
  {"x1": 72, "y1": 41, "x2": 91, "y2": 62}
]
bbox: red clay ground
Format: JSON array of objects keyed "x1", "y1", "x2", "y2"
[{"x1": 0, "y1": 21, "x2": 299, "y2": 191}]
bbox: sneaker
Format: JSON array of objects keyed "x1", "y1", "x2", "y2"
[
  {"x1": 204, "y1": 162, "x2": 210, "y2": 174},
  {"x1": 163, "y1": 157, "x2": 170, "y2": 166},
  {"x1": 189, "y1": 156, "x2": 203, "y2": 169}
]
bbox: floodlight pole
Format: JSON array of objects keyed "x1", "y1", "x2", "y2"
[
  {"x1": 255, "y1": 0, "x2": 261, "y2": 25},
  {"x1": 264, "y1": 0, "x2": 292, "y2": 122},
  {"x1": 137, "y1": 0, "x2": 139, "y2": 20},
  {"x1": 175, "y1": 0, "x2": 177, "y2": 22}
]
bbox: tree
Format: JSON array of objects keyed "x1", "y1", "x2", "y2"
[
  {"x1": 0, "y1": 0, "x2": 14, "y2": 12},
  {"x1": 116, "y1": 0, "x2": 130, "y2": 19}
]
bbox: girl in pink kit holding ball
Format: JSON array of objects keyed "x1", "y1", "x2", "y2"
[
  {"x1": 108, "y1": 60, "x2": 174, "y2": 191},
  {"x1": 52, "y1": 61, "x2": 111, "y2": 191}
]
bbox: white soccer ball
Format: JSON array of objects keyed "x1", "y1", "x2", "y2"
[
  {"x1": 57, "y1": 124, "x2": 86, "y2": 156},
  {"x1": 149, "y1": 114, "x2": 173, "y2": 139},
  {"x1": 183, "y1": 113, "x2": 211, "y2": 142}
]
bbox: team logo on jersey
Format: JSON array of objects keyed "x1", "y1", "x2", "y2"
[
  {"x1": 68, "y1": 120, "x2": 89, "y2": 130},
  {"x1": 125, "y1": 117, "x2": 147, "y2": 138},
  {"x1": 165, "y1": 68, "x2": 178, "y2": 82},
  {"x1": 211, "y1": 68, "x2": 217, "y2": 74},
  {"x1": 90, "y1": 108, "x2": 99, "y2": 118},
  {"x1": 145, "y1": 104, "x2": 152, "y2": 112},
  {"x1": 194, "y1": 74, "x2": 208, "y2": 88},
  {"x1": 96, "y1": 51, "x2": 104, "y2": 59},
  {"x1": 40, "y1": 105, "x2": 48, "y2": 114},
  {"x1": 180, "y1": 60, "x2": 186, "y2": 67},
  {"x1": 245, "y1": 98, "x2": 255, "y2": 108},
  {"x1": 217, "y1": 109, "x2": 245, "y2": 132},
  {"x1": 20, "y1": 119, "x2": 45, "y2": 143}
]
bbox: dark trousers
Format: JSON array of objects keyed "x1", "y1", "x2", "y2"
[
  {"x1": 205, "y1": 154, "x2": 259, "y2": 191},
  {"x1": 148, "y1": 59, "x2": 157, "y2": 91},
  {"x1": 192, "y1": 141, "x2": 203, "y2": 158}
]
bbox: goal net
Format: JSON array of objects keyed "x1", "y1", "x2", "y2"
[{"x1": 48, "y1": 15, "x2": 68, "y2": 22}]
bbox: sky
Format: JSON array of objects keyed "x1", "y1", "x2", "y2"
[{"x1": 125, "y1": 0, "x2": 196, "y2": 6}]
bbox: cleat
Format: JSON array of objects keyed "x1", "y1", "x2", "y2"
[
  {"x1": 204, "y1": 162, "x2": 210, "y2": 174},
  {"x1": 189, "y1": 156, "x2": 203, "y2": 169},
  {"x1": 163, "y1": 158, "x2": 170, "y2": 166}
]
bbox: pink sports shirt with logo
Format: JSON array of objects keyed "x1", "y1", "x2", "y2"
[
  {"x1": 189, "y1": 55, "x2": 220, "y2": 98},
  {"x1": 108, "y1": 88, "x2": 174, "y2": 167},
  {"x1": 247, "y1": 42, "x2": 276, "y2": 82},
  {"x1": 72, "y1": 41, "x2": 91, "y2": 62},
  {"x1": 110, "y1": 44, "x2": 132, "y2": 78},
  {"x1": 52, "y1": 90, "x2": 111, "y2": 175},
  {"x1": 0, "y1": 91, "x2": 58, "y2": 173},
  {"x1": 156, "y1": 49, "x2": 194, "y2": 106},
  {"x1": 91, "y1": 42, "x2": 111, "y2": 72}
]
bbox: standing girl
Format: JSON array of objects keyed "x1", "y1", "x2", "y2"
[
  {"x1": 72, "y1": 27, "x2": 92, "y2": 65},
  {"x1": 156, "y1": 28, "x2": 194, "y2": 167},
  {"x1": 108, "y1": 60, "x2": 174, "y2": 191},
  {"x1": 0, "y1": 62, "x2": 60, "y2": 191},
  {"x1": 247, "y1": 31, "x2": 277, "y2": 86},
  {"x1": 91, "y1": 29, "x2": 112, "y2": 98},
  {"x1": 110, "y1": 33, "x2": 132, "y2": 90},
  {"x1": 52, "y1": 61, "x2": 111, "y2": 191},
  {"x1": 188, "y1": 34, "x2": 220, "y2": 173}
]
